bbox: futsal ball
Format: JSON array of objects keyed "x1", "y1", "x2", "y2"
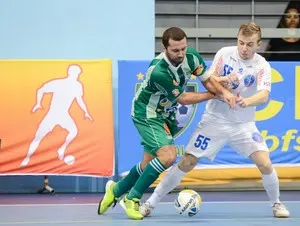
[
  {"x1": 174, "y1": 189, "x2": 202, "y2": 217},
  {"x1": 64, "y1": 155, "x2": 75, "y2": 165},
  {"x1": 176, "y1": 104, "x2": 193, "y2": 128}
]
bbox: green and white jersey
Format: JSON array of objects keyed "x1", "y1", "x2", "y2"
[{"x1": 131, "y1": 47, "x2": 208, "y2": 119}]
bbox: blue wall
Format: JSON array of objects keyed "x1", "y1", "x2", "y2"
[
  {"x1": 0, "y1": 0, "x2": 154, "y2": 193},
  {"x1": 0, "y1": 0, "x2": 154, "y2": 60}
]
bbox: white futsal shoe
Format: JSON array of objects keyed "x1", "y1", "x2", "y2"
[
  {"x1": 272, "y1": 203, "x2": 290, "y2": 218},
  {"x1": 139, "y1": 201, "x2": 154, "y2": 217}
]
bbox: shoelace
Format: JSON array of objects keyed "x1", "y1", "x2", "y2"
[
  {"x1": 274, "y1": 203, "x2": 285, "y2": 210},
  {"x1": 132, "y1": 199, "x2": 140, "y2": 211}
]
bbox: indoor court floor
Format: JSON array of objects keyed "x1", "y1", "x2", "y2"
[{"x1": 0, "y1": 191, "x2": 299, "y2": 226}]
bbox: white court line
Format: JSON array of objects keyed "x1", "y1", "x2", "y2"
[{"x1": 0, "y1": 201, "x2": 299, "y2": 207}]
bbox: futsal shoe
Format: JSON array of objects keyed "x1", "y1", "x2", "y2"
[
  {"x1": 120, "y1": 195, "x2": 144, "y2": 220},
  {"x1": 97, "y1": 180, "x2": 118, "y2": 214},
  {"x1": 273, "y1": 203, "x2": 290, "y2": 218}
]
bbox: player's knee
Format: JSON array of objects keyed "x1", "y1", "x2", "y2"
[
  {"x1": 69, "y1": 130, "x2": 78, "y2": 137},
  {"x1": 73, "y1": 130, "x2": 78, "y2": 136},
  {"x1": 178, "y1": 153, "x2": 198, "y2": 173},
  {"x1": 251, "y1": 151, "x2": 273, "y2": 174},
  {"x1": 257, "y1": 161, "x2": 273, "y2": 174},
  {"x1": 157, "y1": 145, "x2": 177, "y2": 168}
]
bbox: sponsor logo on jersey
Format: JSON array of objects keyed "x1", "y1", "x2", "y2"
[
  {"x1": 172, "y1": 89, "x2": 180, "y2": 96},
  {"x1": 173, "y1": 80, "x2": 179, "y2": 86},
  {"x1": 244, "y1": 74, "x2": 255, "y2": 87},
  {"x1": 252, "y1": 132, "x2": 264, "y2": 142},
  {"x1": 159, "y1": 97, "x2": 170, "y2": 107},
  {"x1": 263, "y1": 81, "x2": 271, "y2": 88},
  {"x1": 230, "y1": 56, "x2": 237, "y2": 62},
  {"x1": 257, "y1": 69, "x2": 265, "y2": 86}
]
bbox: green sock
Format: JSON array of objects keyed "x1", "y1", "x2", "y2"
[
  {"x1": 127, "y1": 158, "x2": 166, "y2": 200},
  {"x1": 113, "y1": 162, "x2": 143, "y2": 198}
]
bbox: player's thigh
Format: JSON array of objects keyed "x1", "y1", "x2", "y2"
[
  {"x1": 36, "y1": 115, "x2": 56, "y2": 134},
  {"x1": 228, "y1": 122, "x2": 269, "y2": 157},
  {"x1": 132, "y1": 117, "x2": 174, "y2": 156},
  {"x1": 185, "y1": 122, "x2": 227, "y2": 160},
  {"x1": 59, "y1": 115, "x2": 77, "y2": 132}
]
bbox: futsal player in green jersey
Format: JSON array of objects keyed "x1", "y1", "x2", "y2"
[{"x1": 98, "y1": 27, "x2": 236, "y2": 220}]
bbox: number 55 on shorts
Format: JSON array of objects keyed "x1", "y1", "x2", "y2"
[{"x1": 194, "y1": 135, "x2": 211, "y2": 150}]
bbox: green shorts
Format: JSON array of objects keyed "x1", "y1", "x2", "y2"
[{"x1": 132, "y1": 117, "x2": 178, "y2": 156}]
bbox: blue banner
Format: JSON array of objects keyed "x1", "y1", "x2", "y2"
[{"x1": 118, "y1": 61, "x2": 300, "y2": 174}]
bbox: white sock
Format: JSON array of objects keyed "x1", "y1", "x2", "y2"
[
  {"x1": 262, "y1": 168, "x2": 280, "y2": 205},
  {"x1": 147, "y1": 164, "x2": 186, "y2": 208}
]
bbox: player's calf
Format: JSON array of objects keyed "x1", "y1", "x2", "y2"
[{"x1": 178, "y1": 153, "x2": 198, "y2": 172}]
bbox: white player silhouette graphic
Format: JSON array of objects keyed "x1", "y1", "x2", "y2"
[{"x1": 21, "y1": 64, "x2": 93, "y2": 167}]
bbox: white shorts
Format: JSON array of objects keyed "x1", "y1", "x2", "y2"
[{"x1": 185, "y1": 121, "x2": 269, "y2": 160}]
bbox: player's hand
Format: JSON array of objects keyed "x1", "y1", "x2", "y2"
[
  {"x1": 227, "y1": 72, "x2": 239, "y2": 83},
  {"x1": 236, "y1": 93, "x2": 248, "y2": 108},
  {"x1": 220, "y1": 72, "x2": 239, "y2": 88},
  {"x1": 85, "y1": 112, "x2": 93, "y2": 121},
  {"x1": 222, "y1": 90, "x2": 236, "y2": 109},
  {"x1": 32, "y1": 104, "x2": 43, "y2": 112}
]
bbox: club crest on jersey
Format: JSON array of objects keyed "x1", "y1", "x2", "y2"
[
  {"x1": 173, "y1": 80, "x2": 179, "y2": 86},
  {"x1": 231, "y1": 81, "x2": 240, "y2": 89},
  {"x1": 239, "y1": 68, "x2": 243, "y2": 74},
  {"x1": 244, "y1": 74, "x2": 255, "y2": 87},
  {"x1": 252, "y1": 132, "x2": 263, "y2": 143}
]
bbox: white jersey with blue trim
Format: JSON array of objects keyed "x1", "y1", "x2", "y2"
[{"x1": 202, "y1": 46, "x2": 272, "y2": 123}]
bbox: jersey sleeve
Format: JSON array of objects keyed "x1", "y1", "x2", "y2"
[
  {"x1": 149, "y1": 70, "x2": 184, "y2": 102},
  {"x1": 205, "y1": 48, "x2": 225, "y2": 77},
  {"x1": 187, "y1": 47, "x2": 208, "y2": 82},
  {"x1": 257, "y1": 61, "x2": 272, "y2": 92}
]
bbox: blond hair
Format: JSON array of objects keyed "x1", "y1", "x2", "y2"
[{"x1": 238, "y1": 22, "x2": 262, "y2": 42}]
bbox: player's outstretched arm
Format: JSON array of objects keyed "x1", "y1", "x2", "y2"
[
  {"x1": 32, "y1": 85, "x2": 49, "y2": 112},
  {"x1": 236, "y1": 90, "x2": 269, "y2": 108},
  {"x1": 177, "y1": 91, "x2": 215, "y2": 105},
  {"x1": 76, "y1": 96, "x2": 93, "y2": 120}
]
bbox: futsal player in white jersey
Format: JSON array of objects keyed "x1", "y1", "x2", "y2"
[{"x1": 140, "y1": 22, "x2": 290, "y2": 218}]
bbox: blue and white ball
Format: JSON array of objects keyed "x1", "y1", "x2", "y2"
[
  {"x1": 174, "y1": 189, "x2": 202, "y2": 217},
  {"x1": 176, "y1": 104, "x2": 193, "y2": 128}
]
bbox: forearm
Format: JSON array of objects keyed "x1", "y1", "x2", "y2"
[
  {"x1": 202, "y1": 76, "x2": 227, "y2": 96},
  {"x1": 76, "y1": 98, "x2": 88, "y2": 113},
  {"x1": 36, "y1": 89, "x2": 44, "y2": 104},
  {"x1": 177, "y1": 91, "x2": 214, "y2": 105},
  {"x1": 245, "y1": 90, "x2": 269, "y2": 107}
]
